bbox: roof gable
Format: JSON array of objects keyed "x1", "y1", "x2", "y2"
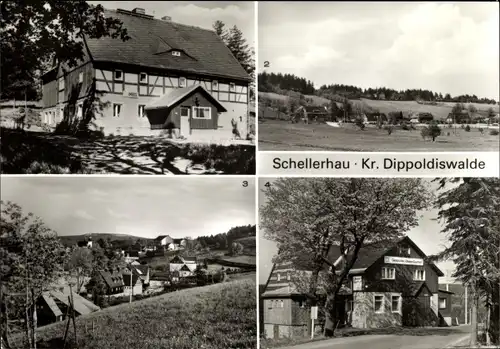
[
  {"x1": 145, "y1": 84, "x2": 227, "y2": 112},
  {"x1": 85, "y1": 9, "x2": 251, "y2": 82},
  {"x1": 170, "y1": 255, "x2": 184, "y2": 264}
]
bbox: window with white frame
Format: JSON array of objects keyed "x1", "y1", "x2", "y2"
[
  {"x1": 399, "y1": 244, "x2": 411, "y2": 256},
  {"x1": 374, "y1": 295, "x2": 384, "y2": 313},
  {"x1": 414, "y1": 269, "x2": 425, "y2": 281},
  {"x1": 381, "y1": 267, "x2": 395, "y2": 280},
  {"x1": 276, "y1": 273, "x2": 281, "y2": 282},
  {"x1": 58, "y1": 77, "x2": 65, "y2": 91},
  {"x1": 180, "y1": 106, "x2": 190, "y2": 117},
  {"x1": 212, "y1": 80, "x2": 218, "y2": 90},
  {"x1": 179, "y1": 77, "x2": 186, "y2": 87},
  {"x1": 138, "y1": 104, "x2": 145, "y2": 118},
  {"x1": 286, "y1": 272, "x2": 291, "y2": 281},
  {"x1": 114, "y1": 70, "x2": 123, "y2": 81},
  {"x1": 391, "y1": 295, "x2": 401, "y2": 313},
  {"x1": 192, "y1": 106, "x2": 211, "y2": 119},
  {"x1": 77, "y1": 103, "x2": 83, "y2": 118},
  {"x1": 139, "y1": 72, "x2": 147, "y2": 83},
  {"x1": 439, "y1": 298, "x2": 447, "y2": 309},
  {"x1": 279, "y1": 300, "x2": 284, "y2": 308},
  {"x1": 113, "y1": 103, "x2": 122, "y2": 117},
  {"x1": 172, "y1": 50, "x2": 181, "y2": 57}
]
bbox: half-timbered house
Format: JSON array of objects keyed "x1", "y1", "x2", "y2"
[{"x1": 40, "y1": 7, "x2": 252, "y2": 140}]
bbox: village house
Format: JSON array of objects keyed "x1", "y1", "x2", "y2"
[
  {"x1": 153, "y1": 235, "x2": 186, "y2": 251},
  {"x1": 36, "y1": 288, "x2": 100, "y2": 327},
  {"x1": 122, "y1": 272, "x2": 143, "y2": 296},
  {"x1": 77, "y1": 236, "x2": 93, "y2": 248},
  {"x1": 155, "y1": 235, "x2": 174, "y2": 248},
  {"x1": 99, "y1": 270, "x2": 125, "y2": 295},
  {"x1": 169, "y1": 255, "x2": 198, "y2": 277},
  {"x1": 132, "y1": 264, "x2": 151, "y2": 286},
  {"x1": 261, "y1": 236, "x2": 452, "y2": 340},
  {"x1": 293, "y1": 105, "x2": 329, "y2": 123},
  {"x1": 40, "y1": 7, "x2": 252, "y2": 140}
]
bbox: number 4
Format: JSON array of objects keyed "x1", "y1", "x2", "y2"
[{"x1": 264, "y1": 182, "x2": 271, "y2": 187}]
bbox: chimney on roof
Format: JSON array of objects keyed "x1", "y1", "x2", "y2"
[
  {"x1": 132, "y1": 8, "x2": 146, "y2": 15},
  {"x1": 161, "y1": 15, "x2": 172, "y2": 21}
]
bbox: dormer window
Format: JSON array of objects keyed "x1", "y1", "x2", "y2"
[
  {"x1": 114, "y1": 70, "x2": 123, "y2": 81},
  {"x1": 172, "y1": 51, "x2": 181, "y2": 57},
  {"x1": 139, "y1": 73, "x2": 147, "y2": 83}
]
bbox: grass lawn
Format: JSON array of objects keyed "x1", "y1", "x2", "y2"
[
  {"x1": 261, "y1": 326, "x2": 469, "y2": 348},
  {"x1": 0, "y1": 128, "x2": 255, "y2": 174},
  {"x1": 259, "y1": 119, "x2": 499, "y2": 151},
  {"x1": 14, "y1": 279, "x2": 256, "y2": 349}
]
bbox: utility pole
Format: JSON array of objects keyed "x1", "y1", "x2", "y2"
[{"x1": 465, "y1": 285, "x2": 468, "y2": 325}]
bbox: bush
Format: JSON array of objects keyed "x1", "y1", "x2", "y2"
[
  {"x1": 490, "y1": 129, "x2": 499, "y2": 136},
  {"x1": 355, "y1": 117, "x2": 365, "y2": 130},
  {"x1": 465, "y1": 125, "x2": 471, "y2": 132}
]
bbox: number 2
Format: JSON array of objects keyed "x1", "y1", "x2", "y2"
[{"x1": 264, "y1": 61, "x2": 270, "y2": 68}]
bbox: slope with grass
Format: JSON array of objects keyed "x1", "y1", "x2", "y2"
[
  {"x1": 259, "y1": 92, "x2": 500, "y2": 120},
  {"x1": 23, "y1": 279, "x2": 256, "y2": 349}
]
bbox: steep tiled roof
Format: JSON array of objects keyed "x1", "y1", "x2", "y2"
[
  {"x1": 85, "y1": 9, "x2": 251, "y2": 82},
  {"x1": 155, "y1": 235, "x2": 170, "y2": 241},
  {"x1": 303, "y1": 106, "x2": 328, "y2": 114},
  {"x1": 99, "y1": 270, "x2": 125, "y2": 288},
  {"x1": 274, "y1": 236, "x2": 443, "y2": 276},
  {"x1": 49, "y1": 289, "x2": 100, "y2": 315},
  {"x1": 134, "y1": 265, "x2": 149, "y2": 275}
]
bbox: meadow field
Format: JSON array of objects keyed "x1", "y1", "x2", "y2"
[
  {"x1": 259, "y1": 119, "x2": 499, "y2": 151},
  {"x1": 15, "y1": 279, "x2": 256, "y2": 349}
]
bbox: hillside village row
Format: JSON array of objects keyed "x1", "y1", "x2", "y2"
[{"x1": 36, "y1": 235, "x2": 216, "y2": 327}]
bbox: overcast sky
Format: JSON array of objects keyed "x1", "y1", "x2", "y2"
[
  {"x1": 258, "y1": 178, "x2": 458, "y2": 285},
  {"x1": 259, "y1": 2, "x2": 499, "y2": 100},
  {"x1": 1, "y1": 177, "x2": 255, "y2": 239},
  {"x1": 89, "y1": 1, "x2": 255, "y2": 47}
]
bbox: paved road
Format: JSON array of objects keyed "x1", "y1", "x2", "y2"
[{"x1": 278, "y1": 326, "x2": 471, "y2": 349}]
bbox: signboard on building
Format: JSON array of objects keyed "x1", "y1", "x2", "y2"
[
  {"x1": 127, "y1": 92, "x2": 138, "y2": 98},
  {"x1": 310, "y1": 306, "x2": 318, "y2": 320},
  {"x1": 352, "y1": 276, "x2": 363, "y2": 291},
  {"x1": 384, "y1": 256, "x2": 423, "y2": 266}
]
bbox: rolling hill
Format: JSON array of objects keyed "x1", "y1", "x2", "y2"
[{"x1": 58, "y1": 233, "x2": 150, "y2": 247}]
